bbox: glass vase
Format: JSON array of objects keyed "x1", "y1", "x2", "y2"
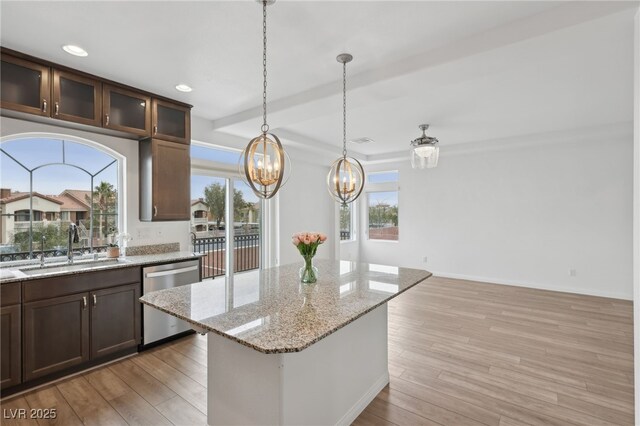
[{"x1": 299, "y1": 255, "x2": 318, "y2": 284}]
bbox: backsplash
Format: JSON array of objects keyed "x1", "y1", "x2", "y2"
[{"x1": 125, "y1": 243, "x2": 180, "y2": 256}]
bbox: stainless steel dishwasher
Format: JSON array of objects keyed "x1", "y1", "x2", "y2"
[{"x1": 142, "y1": 259, "x2": 200, "y2": 346}]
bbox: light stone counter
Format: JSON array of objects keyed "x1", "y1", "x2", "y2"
[
  {"x1": 140, "y1": 259, "x2": 431, "y2": 354},
  {"x1": 0, "y1": 251, "x2": 202, "y2": 284}
]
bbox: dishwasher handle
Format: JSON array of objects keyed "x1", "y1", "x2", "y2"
[{"x1": 145, "y1": 265, "x2": 198, "y2": 278}]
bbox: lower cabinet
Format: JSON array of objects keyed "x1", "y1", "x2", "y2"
[
  {"x1": 91, "y1": 283, "x2": 140, "y2": 359},
  {"x1": 1, "y1": 304, "x2": 21, "y2": 389},
  {"x1": 23, "y1": 293, "x2": 89, "y2": 381},
  {"x1": 1, "y1": 282, "x2": 21, "y2": 390},
  {"x1": 20, "y1": 267, "x2": 142, "y2": 384}
]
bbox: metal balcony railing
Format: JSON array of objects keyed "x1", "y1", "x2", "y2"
[
  {"x1": 193, "y1": 233, "x2": 260, "y2": 280},
  {"x1": 0, "y1": 245, "x2": 109, "y2": 262}
]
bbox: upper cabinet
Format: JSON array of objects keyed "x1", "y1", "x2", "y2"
[
  {"x1": 1, "y1": 49, "x2": 191, "y2": 144},
  {"x1": 152, "y1": 99, "x2": 191, "y2": 144},
  {"x1": 103, "y1": 84, "x2": 151, "y2": 137},
  {"x1": 0, "y1": 55, "x2": 50, "y2": 116},
  {"x1": 52, "y1": 69, "x2": 102, "y2": 127},
  {"x1": 139, "y1": 138, "x2": 191, "y2": 221}
]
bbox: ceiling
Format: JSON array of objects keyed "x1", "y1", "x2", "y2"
[{"x1": 1, "y1": 1, "x2": 637, "y2": 159}]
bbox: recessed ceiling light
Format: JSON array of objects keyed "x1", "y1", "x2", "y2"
[
  {"x1": 62, "y1": 45, "x2": 88, "y2": 57},
  {"x1": 175, "y1": 84, "x2": 192, "y2": 93}
]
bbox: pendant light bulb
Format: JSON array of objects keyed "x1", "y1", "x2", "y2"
[
  {"x1": 240, "y1": 0, "x2": 289, "y2": 199},
  {"x1": 327, "y1": 53, "x2": 365, "y2": 206}
]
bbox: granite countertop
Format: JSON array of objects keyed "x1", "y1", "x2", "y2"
[
  {"x1": 0, "y1": 251, "x2": 202, "y2": 284},
  {"x1": 140, "y1": 259, "x2": 431, "y2": 354}
]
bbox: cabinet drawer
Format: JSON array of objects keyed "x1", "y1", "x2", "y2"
[
  {"x1": 1, "y1": 282, "x2": 21, "y2": 307},
  {"x1": 24, "y1": 267, "x2": 140, "y2": 302}
]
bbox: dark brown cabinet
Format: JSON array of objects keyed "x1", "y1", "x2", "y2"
[
  {"x1": 23, "y1": 293, "x2": 90, "y2": 381},
  {"x1": 152, "y1": 99, "x2": 191, "y2": 144},
  {"x1": 140, "y1": 139, "x2": 191, "y2": 221},
  {"x1": 1, "y1": 282, "x2": 22, "y2": 390},
  {"x1": 0, "y1": 54, "x2": 50, "y2": 116},
  {"x1": 20, "y1": 267, "x2": 141, "y2": 384},
  {"x1": 91, "y1": 283, "x2": 140, "y2": 359},
  {"x1": 103, "y1": 84, "x2": 151, "y2": 137},
  {"x1": 52, "y1": 69, "x2": 102, "y2": 127}
]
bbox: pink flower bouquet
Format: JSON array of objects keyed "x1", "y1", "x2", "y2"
[{"x1": 292, "y1": 232, "x2": 327, "y2": 283}]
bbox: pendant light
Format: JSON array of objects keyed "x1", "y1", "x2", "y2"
[
  {"x1": 241, "y1": 0, "x2": 287, "y2": 199},
  {"x1": 327, "y1": 53, "x2": 365, "y2": 205},
  {"x1": 410, "y1": 124, "x2": 439, "y2": 169}
]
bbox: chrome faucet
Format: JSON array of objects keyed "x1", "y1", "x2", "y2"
[
  {"x1": 68, "y1": 223, "x2": 79, "y2": 264},
  {"x1": 39, "y1": 235, "x2": 46, "y2": 268}
]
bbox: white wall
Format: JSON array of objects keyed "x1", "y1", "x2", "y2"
[
  {"x1": 359, "y1": 125, "x2": 634, "y2": 300},
  {"x1": 0, "y1": 116, "x2": 191, "y2": 251},
  {"x1": 276, "y1": 148, "x2": 335, "y2": 266}
]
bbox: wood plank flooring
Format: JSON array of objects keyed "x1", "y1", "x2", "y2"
[{"x1": 1, "y1": 277, "x2": 633, "y2": 425}]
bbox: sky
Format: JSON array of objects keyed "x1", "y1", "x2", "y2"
[{"x1": 1, "y1": 138, "x2": 118, "y2": 195}]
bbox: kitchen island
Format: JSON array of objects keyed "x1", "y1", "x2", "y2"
[{"x1": 140, "y1": 259, "x2": 431, "y2": 425}]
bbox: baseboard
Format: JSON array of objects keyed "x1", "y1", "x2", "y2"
[
  {"x1": 337, "y1": 372, "x2": 389, "y2": 426},
  {"x1": 430, "y1": 271, "x2": 632, "y2": 301}
]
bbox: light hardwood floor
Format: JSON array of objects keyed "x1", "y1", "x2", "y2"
[{"x1": 1, "y1": 277, "x2": 634, "y2": 425}]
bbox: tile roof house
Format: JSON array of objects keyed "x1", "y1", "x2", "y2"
[{"x1": 0, "y1": 188, "x2": 92, "y2": 247}]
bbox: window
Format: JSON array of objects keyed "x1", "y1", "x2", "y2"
[
  {"x1": 1, "y1": 137, "x2": 120, "y2": 260},
  {"x1": 190, "y1": 144, "x2": 262, "y2": 280},
  {"x1": 366, "y1": 171, "x2": 399, "y2": 241},
  {"x1": 340, "y1": 203, "x2": 355, "y2": 241}
]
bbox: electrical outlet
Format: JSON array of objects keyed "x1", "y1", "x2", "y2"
[
  {"x1": 423, "y1": 256, "x2": 428, "y2": 263},
  {"x1": 569, "y1": 268, "x2": 576, "y2": 277}
]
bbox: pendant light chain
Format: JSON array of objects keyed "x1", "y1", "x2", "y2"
[
  {"x1": 342, "y1": 61, "x2": 347, "y2": 158},
  {"x1": 261, "y1": 0, "x2": 268, "y2": 133}
]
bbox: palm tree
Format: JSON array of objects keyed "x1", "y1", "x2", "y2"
[{"x1": 91, "y1": 182, "x2": 116, "y2": 243}]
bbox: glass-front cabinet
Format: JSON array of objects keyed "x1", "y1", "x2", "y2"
[
  {"x1": 0, "y1": 54, "x2": 50, "y2": 117},
  {"x1": 152, "y1": 99, "x2": 190, "y2": 144},
  {"x1": 103, "y1": 84, "x2": 151, "y2": 137},
  {"x1": 52, "y1": 70, "x2": 102, "y2": 127}
]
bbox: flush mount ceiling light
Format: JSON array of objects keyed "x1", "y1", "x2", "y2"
[
  {"x1": 240, "y1": 0, "x2": 288, "y2": 200},
  {"x1": 327, "y1": 53, "x2": 365, "y2": 206},
  {"x1": 62, "y1": 45, "x2": 88, "y2": 57},
  {"x1": 410, "y1": 124, "x2": 439, "y2": 169},
  {"x1": 350, "y1": 137, "x2": 374, "y2": 144},
  {"x1": 175, "y1": 84, "x2": 192, "y2": 92}
]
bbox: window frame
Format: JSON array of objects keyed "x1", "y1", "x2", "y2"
[{"x1": 0, "y1": 133, "x2": 125, "y2": 260}]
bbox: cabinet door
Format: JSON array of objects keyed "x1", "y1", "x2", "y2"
[
  {"x1": 52, "y1": 69, "x2": 102, "y2": 126},
  {"x1": 1, "y1": 305, "x2": 21, "y2": 390},
  {"x1": 103, "y1": 84, "x2": 151, "y2": 137},
  {"x1": 0, "y1": 54, "x2": 50, "y2": 116},
  {"x1": 152, "y1": 99, "x2": 190, "y2": 144},
  {"x1": 23, "y1": 293, "x2": 89, "y2": 381},
  {"x1": 152, "y1": 139, "x2": 191, "y2": 220},
  {"x1": 90, "y1": 283, "x2": 141, "y2": 359}
]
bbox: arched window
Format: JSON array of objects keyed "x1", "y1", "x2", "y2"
[{"x1": 0, "y1": 136, "x2": 122, "y2": 261}]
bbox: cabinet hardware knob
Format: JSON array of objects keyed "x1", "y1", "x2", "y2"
[
  {"x1": 153, "y1": 125, "x2": 158, "y2": 135},
  {"x1": 93, "y1": 294, "x2": 97, "y2": 306},
  {"x1": 54, "y1": 102, "x2": 59, "y2": 116},
  {"x1": 82, "y1": 296, "x2": 87, "y2": 310},
  {"x1": 153, "y1": 206, "x2": 158, "y2": 217},
  {"x1": 105, "y1": 114, "x2": 110, "y2": 126},
  {"x1": 42, "y1": 99, "x2": 47, "y2": 113}
]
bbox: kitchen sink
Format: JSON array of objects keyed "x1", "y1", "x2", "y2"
[{"x1": 15, "y1": 258, "x2": 130, "y2": 277}]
